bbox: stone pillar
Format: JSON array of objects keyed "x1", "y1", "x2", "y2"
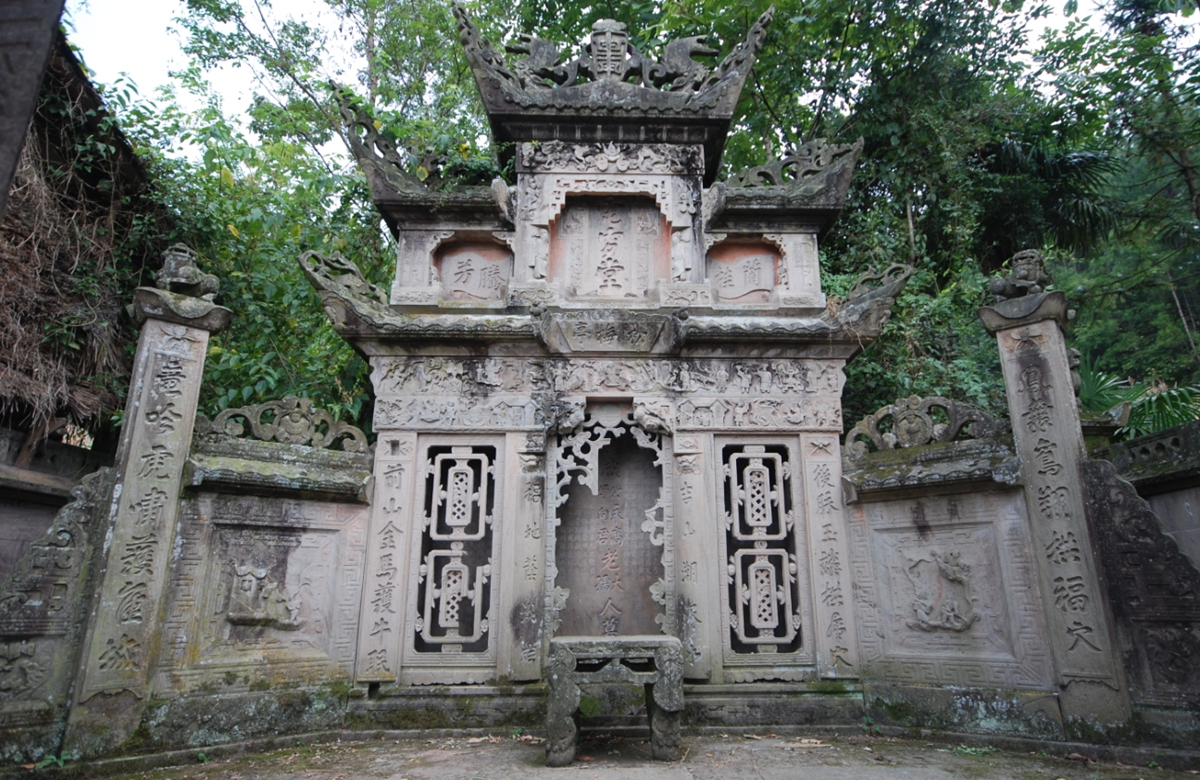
[
  {"x1": 980, "y1": 288, "x2": 1131, "y2": 730},
  {"x1": 65, "y1": 251, "x2": 230, "y2": 757}
]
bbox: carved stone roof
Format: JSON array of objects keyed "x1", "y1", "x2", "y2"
[
  {"x1": 453, "y1": 2, "x2": 774, "y2": 183},
  {"x1": 715, "y1": 138, "x2": 864, "y2": 231}
]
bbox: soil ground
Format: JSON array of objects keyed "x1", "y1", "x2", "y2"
[{"x1": 71, "y1": 731, "x2": 1200, "y2": 780}]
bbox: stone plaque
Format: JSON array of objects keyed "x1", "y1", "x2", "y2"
[
  {"x1": 436, "y1": 240, "x2": 513, "y2": 302},
  {"x1": 556, "y1": 436, "x2": 665, "y2": 636},
  {"x1": 548, "y1": 197, "x2": 671, "y2": 298},
  {"x1": 707, "y1": 240, "x2": 779, "y2": 303}
]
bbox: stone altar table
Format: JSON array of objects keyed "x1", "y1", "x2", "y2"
[{"x1": 545, "y1": 635, "x2": 683, "y2": 766}]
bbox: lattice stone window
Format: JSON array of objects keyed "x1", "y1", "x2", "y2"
[
  {"x1": 412, "y1": 444, "x2": 496, "y2": 654},
  {"x1": 719, "y1": 442, "x2": 806, "y2": 656}
]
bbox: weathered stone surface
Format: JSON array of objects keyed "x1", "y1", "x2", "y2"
[
  {"x1": 847, "y1": 489, "x2": 1055, "y2": 691},
  {"x1": 1083, "y1": 459, "x2": 1200, "y2": 711},
  {"x1": 983, "y1": 289, "x2": 1131, "y2": 731},
  {"x1": 152, "y1": 494, "x2": 367, "y2": 697},
  {"x1": 545, "y1": 636, "x2": 683, "y2": 766},
  {"x1": 0, "y1": 468, "x2": 112, "y2": 764}
]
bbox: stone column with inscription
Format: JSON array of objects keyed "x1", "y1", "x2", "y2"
[
  {"x1": 64, "y1": 246, "x2": 230, "y2": 758},
  {"x1": 979, "y1": 251, "x2": 1131, "y2": 730}
]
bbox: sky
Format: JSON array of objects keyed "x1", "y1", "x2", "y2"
[
  {"x1": 62, "y1": 0, "x2": 1140, "y2": 136},
  {"x1": 66, "y1": 0, "x2": 255, "y2": 115}
]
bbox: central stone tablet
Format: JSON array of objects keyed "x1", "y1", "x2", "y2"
[{"x1": 555, "y1": 433, "x2": 664, "y2": 635}]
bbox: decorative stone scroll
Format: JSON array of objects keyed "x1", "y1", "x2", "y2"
[
  {"x1": 843, "y1": 396, "x2": 1005, "y2": 462},
  {"x1": 196, "y1": 396, "x2": 369, "y2": 452},
  {"x1": 726, "y1": 138, "x2": 864, "y2": 195}
]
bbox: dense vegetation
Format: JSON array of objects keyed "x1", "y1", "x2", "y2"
[{"x1": 77, "y1": 0, "x2": 1200, "y2": 435}]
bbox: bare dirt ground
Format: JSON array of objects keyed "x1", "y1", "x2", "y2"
[{"x1": 85, "y1": 732, "x2": 1200, "y2": 780}]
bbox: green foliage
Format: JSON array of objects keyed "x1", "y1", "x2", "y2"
[
  {"x1": 111, "y1": 77, "x2": 387, "y2": 427},
  {"x1": 102, "y1": 0, "x2": 1199, "y2": 432},
  {"x1": 1076, "y1": 357, "x2": 1200, "y2": 438}
]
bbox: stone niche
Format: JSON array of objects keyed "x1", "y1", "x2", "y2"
[
  {"x1": 555, "y1": 427, "x2": 665, "y2": 636},
  {"x1": 435, "y1": 238, "x2": 513, "y2": 303},
  {"x1": 847, "y1": 490, "x2": 1054, "y2": 689},
  {"x1": 548, "y1": 196, "x2": 671, "y2": 300},
  {"x1": 706, "y1": 239, "x2": 781, "y2": 304},
  {"x1": 155, "y1": 494, "x2": 367, "y2": 694}
]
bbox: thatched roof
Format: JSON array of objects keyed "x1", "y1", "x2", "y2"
[{"x1": 0, "y1": 30, "x2": 171, "y2": 441}]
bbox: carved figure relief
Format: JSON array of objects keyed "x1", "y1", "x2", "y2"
[
  {"x1": 225, "y1": 565, "x2": 303, "y2": 631},
  {"x1": 902, "y1": 550, "x2": 980, "y2": 633},
  {"x1": 0, "y1": 641, "x2": 47, "y2": 700},
  {"x1": 153, "y1": 495, "x2": 366, "y2": 698}
]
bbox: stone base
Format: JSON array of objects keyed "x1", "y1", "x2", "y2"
[{"x1": 863, "y1": 683, "x2": 1064, "y2": 739}]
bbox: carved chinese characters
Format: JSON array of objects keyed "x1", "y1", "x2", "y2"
[
  {"x1": 707, "y1": 240, "x2": 778, "y2": 303},
  {"x1": 515, "y1": 141, "x2": 702, "y2": 294},
  {"x1": 356, "y1": 433, "x2": 416, "y2": 682},
  {"x1": 437, "y1": 240, "x2": 513, "y2": 302},
  {"x1": 801, "y1": 435, "x2": 856, "y2": 677},
  {"x1": 78, "y1": 322, "x2": 210, "y2": 701},
  {"x1": 552, "y1": 412, "x2": 670, "y2": 638},
  {"x1": 549, "y1": 198, "x2": 670, "y2": 298},
  {"x1": 991, "y1": 316, "x2": 1130, "y2": 722}
]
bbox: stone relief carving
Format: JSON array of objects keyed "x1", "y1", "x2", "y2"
[
  {"x1": 902, "y1": 550, "x2": 981, "y2": 633},
  {"x1": 520, "y1": 141, "x2": 703, "y2": 175},
  {"x1": 300, "y1": 250, "x2": 389, "y2": 307},
  {"x1": 1082, "y1": 459, "x2": 1200, "y2": 703},
  {"x1": 848, "y1": 493, "x2": 1054, "y2": 688},
  {"x1": 196, "y1": 396, "x2": 369, "y2": 452},
  {"x1": 225, "y1": 565, "x2": 303, "y2": 631},
  {"x1": 337, "y1": 92, "x2": 429, "y2": 197},
  {"x1": 988, "y1": 249, "x2": 1054, "y2": 303},
  {"x1": 158, "y1": 496, "x2": 366, "y2": 695},
  {"x1": 406, "y1": 443, "x2": 500, "y2": 662},
  {"x1": 720, "y1": 444, "x2": 803, "y2": 652},
  {"x1": 156, "y1": 244, "x2": 219, "y2": 300},
  {"x1": 0, "y1": 469, "x2": 110, "y2": 635},
  {"x1": 548, "y1": 198, "x2": 669, "y2": 298},
  {"x1": 843, "y1": 396, "x2": 1006, "y2": 462},
  {"x1": 373, "y1": 356, "x2": 844, "y2": 398},
  {"x1": 0, "y1": 641, "x2": 47, "y2": 700}
]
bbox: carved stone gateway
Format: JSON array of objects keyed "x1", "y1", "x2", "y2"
[
  {"x1": 315, "y1": 1, "x2": 902, "y2": 725},
  {"x1": 8, "y1": 6, "x2": 1199, "y2": 762}
]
